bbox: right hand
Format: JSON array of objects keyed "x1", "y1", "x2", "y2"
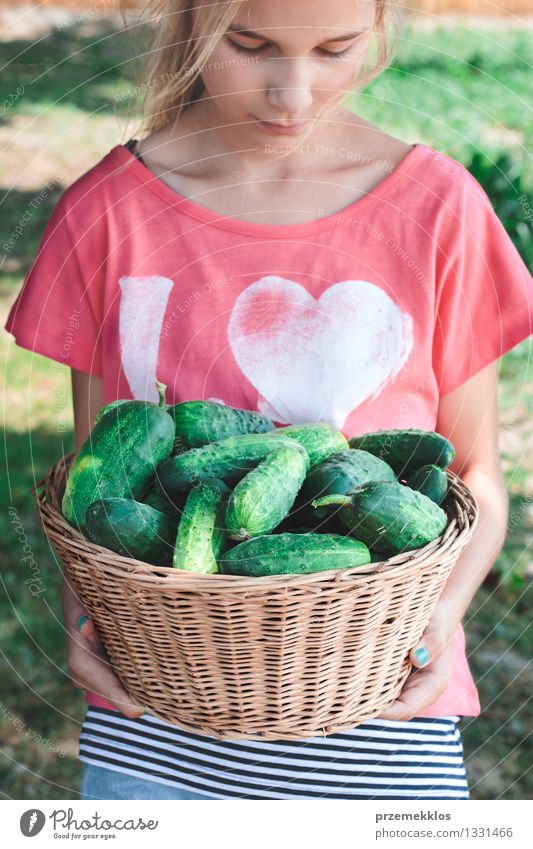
[{"x1": 61, "y1": 576, "x2": 146, "y2": 719}]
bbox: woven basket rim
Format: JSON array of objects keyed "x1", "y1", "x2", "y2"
[{"x1": 33, "y1": 452, "x2": 479, "y2": 592}]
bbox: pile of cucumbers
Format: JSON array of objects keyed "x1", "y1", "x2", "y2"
[{"x1": 61, "y1": 382, "x2": 455, "y2": 578}]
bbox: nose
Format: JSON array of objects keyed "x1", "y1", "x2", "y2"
[{"x1": 265, "y1": 57, "x2": 313, "y2": 116}]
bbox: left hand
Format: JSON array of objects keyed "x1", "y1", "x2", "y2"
[{"x1": 376, "y1": 607, "x2": 457, "y2": 721}]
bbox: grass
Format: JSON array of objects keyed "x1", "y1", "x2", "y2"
[
  {"x1": 354, "y1": 24, "x2": 532, "y2": 184},
  {"x1": 1, "y1": 12, "x2": 532, "y2": 800}
]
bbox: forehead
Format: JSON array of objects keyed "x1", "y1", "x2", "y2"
[{"x1": 232, "y1": 0, "x2": 377, "y2": 37}]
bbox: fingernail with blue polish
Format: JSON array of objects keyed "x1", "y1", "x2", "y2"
[
  {"x1": 77, "y1": 614, "x2": 89, "y2": 632},
  {"x1": 415, "y1": 646, "x2": 430, "y2": 666}
]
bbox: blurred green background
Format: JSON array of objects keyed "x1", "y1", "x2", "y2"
[{"x1": 1, "y1": 4, "x2": 532, "y2": 800}]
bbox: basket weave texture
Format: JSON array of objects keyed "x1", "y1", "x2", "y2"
[{"x1": 34, "y1": 454, "x2": 478, "y2": 741}]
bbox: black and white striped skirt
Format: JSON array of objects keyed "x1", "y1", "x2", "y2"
[{"x1": 79, "y1": 706, "x2": 470, "y2": 800}]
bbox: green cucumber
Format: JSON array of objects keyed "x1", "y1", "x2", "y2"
[
  {"x1": 219, "y1": 532, "x2": 371, "y2": 577},
  {"x1": 169, "y1": 400, "x2": 274, "y2": 449},
  {"x1": 265, "y1": 423, "x2": 348, "y2": 467},
  {"x1": 85, "y1": 497, "x2": 177, "y2": 566},
  {"x1": 143, "y1": 480, "x2": 185, "y2": 519},
  {"x1": 94, "y1": 381, "x2": 170, "y2": 424},
  {"x1": 405, "y1": 464, "x2": 449, "y2": 504},
  {"x1": 274, "y1": 501, "x2": 348, "y2": 535},
  {"x1": 300, "y1": 449, "x2": 396, "y2": 521},
  {"x1": 156, "y1": 432, "x2": 309, "y2": 495},
  {"x1": 225, "y1": 445, "x2": 309, "y2": 541},
  {"x1": 312, "y1": 480, "x2": 448, "y2": 554},
  {"x1": 348, "y1": 429, "x2": 455, "y2": 477},
  {"x1": 94, "y1": 399, "x2": 130, "y2": 424},
  {"x1": 173, "y1": 477, "x2": 231, "y2": 573},
  {"x1": 62, "y1": 382, "x2": 175, "y2": 533}
]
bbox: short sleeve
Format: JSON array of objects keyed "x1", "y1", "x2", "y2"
[
  {"x1": 432, "y1": 165, "x2": 533, "y2": 396},
  {"x1": 4, "y1": 193, "x2": 104, "y2": 376}
]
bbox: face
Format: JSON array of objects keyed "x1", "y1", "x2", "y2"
[{"x1": 194, "y1": 0, "x2": 377, "y2": 147}]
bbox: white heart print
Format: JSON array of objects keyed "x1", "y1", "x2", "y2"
[{"x1": 228, "y1": 276, "x2": 414, "y2": 429}]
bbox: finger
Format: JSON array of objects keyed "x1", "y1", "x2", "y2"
[
  {"x1": 377, "y1": 700, "x2": 414, "y2": 721},
  {"x1": 76, "y1": 614, "x2": 98, "y2": 643},
  {"x1": 410, "y1": 642, "x2": 431, "y2": 669},
  {"x1": 72, "y1": 652, "x2": 146, "y2": 719},
  {"x1": 69, "y1": 631, "x2": 146, "y2": 719},
  {"x1": 377, "y1": 667, "x2": 444, "y2": 721},
  {"x1": 410, "y1": 625, "x2": 455, "y2": 669}
]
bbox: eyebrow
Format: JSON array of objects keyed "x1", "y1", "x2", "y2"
[{"x1": 226, "y1": 24, "x2": 369, "y2": 44}]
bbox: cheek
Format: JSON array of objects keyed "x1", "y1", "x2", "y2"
[
  {"x1": 202, "y1": 63, "x2": 263, "y2": 105},
  {"x1": 310, "y1": 65, "x2": 357, "y2": 101}
]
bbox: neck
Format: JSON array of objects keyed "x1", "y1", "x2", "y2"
[{"x1": 178, "y1": 98, "x2": 358, "y2": 179}]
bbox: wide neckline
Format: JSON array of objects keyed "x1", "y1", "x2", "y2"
[{"x1": 111, "y1": 140, "x2": 428, "y2": 238}]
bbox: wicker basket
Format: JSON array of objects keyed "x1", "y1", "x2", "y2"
[{"x1": 33, "y1": 453, "x2": 478, "y2": 740}]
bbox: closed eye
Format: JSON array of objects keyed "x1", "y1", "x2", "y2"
[{"x1": 226, "y1": 38, "x2": 355, "y2": 60}]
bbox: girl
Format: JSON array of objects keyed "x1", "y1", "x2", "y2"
[{"x1": 6, "y1": 0, "x2": 533, "y2": 800}]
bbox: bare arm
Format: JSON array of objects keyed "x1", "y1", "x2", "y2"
[
  {"x1": 71, "y1": 368, "x2": 104, "y2": 450},
  {"x1": 379, "y1": 361, "x2": 509, "y2": 719},
  {"x1": 434, "y1": 360, "x2": 509, "y2": 625},
  {"x1": 61, "y1": 369, "x2": 145, "y2": 717}
]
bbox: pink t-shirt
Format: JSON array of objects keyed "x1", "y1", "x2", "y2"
[{"x1": 6, "y1": 141, "x2": 533, "y2": 718}]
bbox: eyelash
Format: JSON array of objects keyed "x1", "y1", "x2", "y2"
[{"x1": 226, "y1": 38, "x2": 353, "y2": 60}]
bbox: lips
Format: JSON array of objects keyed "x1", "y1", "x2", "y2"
[
  {"x1": 261, "y1": 120, "x2": 304, "y2": 128},
  {"x1": 254, "y1": 117, "x2": 310, "y2": 135}
]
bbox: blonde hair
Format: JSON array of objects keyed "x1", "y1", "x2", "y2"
[{"x1": 121, "y1": 0, "x2": 402, "y2": 149}]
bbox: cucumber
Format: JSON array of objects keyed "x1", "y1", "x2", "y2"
[
  {"x1": 169, "y1": 400, "x2": 274, "y2": 449},
  {"x1": 173, "y1": 478, "x2": 231, "y2": 573},
  {"x1": 94, "y1": 399, "x2": 130, "y2": 424},
  {"x1": 348, "y1": 429, "x2": 455, "y2": 477},
  {"x1": 312, "y1": 480, "x2": 448, "y2": 554},
  {"x1": 156, "y1": 432, "x2": 309, "y2": 495},
  {"x1": 405, "y1": 464, "x2": 448, "y2": 504},
  {"x1": 265, "y1": 423, "x2": 348, "y2": 467},
  {"x1": 219, "y1": 532, "x2": 371, "y2": 577},
  {"x1": 272, "y1": 486, "x2": 351, "y2": 533},
  {"x1": 143, "y1": 479, "x2": 185, "y2": 519},
  {"x1": 275, "y1": 526, "x2": 316, "y2": 535},
  {"x1": 271, "y1": 492, "x2": 346, "y2": 533},
  {"x1": 225, "y1": 446, "x2": 309, "y2": 541},
  {"x1": 300, "y1": 449, "x2": 396, "y2": 521},
  {"x1": 85, "y1": 497, "x2": 177, "y2": 566},
  {"x1": 62, "y1": 382, "x2": 175, "y2": 533}
]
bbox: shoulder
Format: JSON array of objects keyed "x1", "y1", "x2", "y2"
[
  {"x1": 49, "y1": 143, "x2": 134, "y2": 228},
  {"x1": 337, "y1": 113, "x2": 413, "y2": 171},
  {"x1": 338, "y1": 116, "x2": 487, "y2": 203},
  {"x1": 408, "y1": 144, "x2": 491, "y2": 208}
]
